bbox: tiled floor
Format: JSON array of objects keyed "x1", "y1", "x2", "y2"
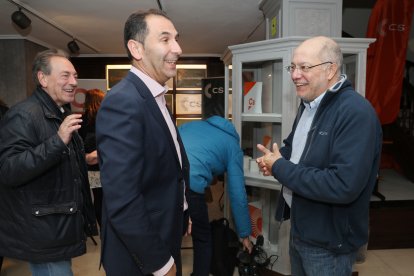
[
  {"x1": 2, "y1": 170, "x2": 414, "y2": 275},
  {"x1": 3, "y1": 236, "x2": 414, "y2": 276}
]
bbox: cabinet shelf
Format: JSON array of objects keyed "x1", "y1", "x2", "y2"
[
  {"x1": 241, "y1": 113, "x2": 282, "y2": 123},
  {"x1": 244, "y1": 171, "x2": 282, "y2": 190}
]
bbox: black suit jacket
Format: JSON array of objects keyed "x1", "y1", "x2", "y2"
[{"x1": 96, "y1": 72, "x2": 189, "y2": 275}]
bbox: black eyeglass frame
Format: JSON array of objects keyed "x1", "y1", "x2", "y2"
[{"x1": 285, "y1": 61, "x2": 333, "y2": 74}]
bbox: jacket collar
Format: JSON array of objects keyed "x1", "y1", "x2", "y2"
[{"x1": 34, "y1": 87, "x2": 70, "y2": 120}]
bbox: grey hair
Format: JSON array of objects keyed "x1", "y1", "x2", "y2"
[{"x1": 32, "y1": 49, "x2": 68, "y2": 87}]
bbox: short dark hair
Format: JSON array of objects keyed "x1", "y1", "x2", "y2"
[
  {"x1": 123, "y1": 9, "x2": 170, "y2": 60},
  {"x1": 32, "y1": 49, "x2": 68, "y2": 87}
]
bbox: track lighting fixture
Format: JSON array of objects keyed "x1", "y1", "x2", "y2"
[
  {"x1": 67, "y1": 39, "x2": 80, "y2": 54},
  {"x1": 11, "y1": 8, "x2": 31, "y2": 29},
  {"x1": 7, "y1": 0, "x2": 99, "y2": 53}
]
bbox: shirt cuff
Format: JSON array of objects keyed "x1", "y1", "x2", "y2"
[{"x1": 153, "y1": 256, "x2": 174, "y2": 276}]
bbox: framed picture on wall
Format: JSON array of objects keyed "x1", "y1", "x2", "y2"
[
  {"x1": 175, "y1": 93, "x2": 202, "y2": 115},
  {"x1": 176, "y1": 64, "x2": 207, "y2": 90},
  {"x1": 106, "y1": 64, "x2": 131, "y2": 90}
]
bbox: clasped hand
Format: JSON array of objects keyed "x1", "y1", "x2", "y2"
[{"x1": 256, "y1": 143, "x2": 282, "y2": 176}]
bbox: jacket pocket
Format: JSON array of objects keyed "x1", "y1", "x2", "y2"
[
  {"x1": 32, "y1": 201, "x2": 78, "y2": 216},
  {"x1": 29, "y1": 201, "x2": 82, "y2": 249}
]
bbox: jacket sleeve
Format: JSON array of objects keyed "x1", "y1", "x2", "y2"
[
  {"x1": 226, "y1": 145, "x2": 252, "y2": 238},
  {"x1": 0, "y1": 109, "x2": 67, "y2": 187}
]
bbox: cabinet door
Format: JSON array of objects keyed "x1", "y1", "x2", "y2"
[{"x1": 234, "y1": 58, "x2": 288, "y2": 187}]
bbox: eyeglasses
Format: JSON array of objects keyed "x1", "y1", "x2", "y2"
[{"x1": 285, "y1": 62, "x2": 333, "y2": 74}]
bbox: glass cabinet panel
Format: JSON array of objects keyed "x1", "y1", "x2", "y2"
[
  {"x1": 241, "y1": 60, "x2": 283, "y2": 116},
  {"x1": 241, "y1": 121, "x2": 282, "y2": 159}
]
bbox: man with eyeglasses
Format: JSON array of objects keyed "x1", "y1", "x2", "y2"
[{"x1": 256, "y1": 36, "x2": 382, "y2": 276}]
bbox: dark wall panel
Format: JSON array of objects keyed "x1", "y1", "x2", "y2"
[{"x1": 0, "y1": 39, "x2": 46, "y2": 107}]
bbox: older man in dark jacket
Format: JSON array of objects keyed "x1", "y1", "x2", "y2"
[
  {"x1": 257, "y1": 36, "x2": 382, "y2": 276},
  {"x1": 0, "y1": 49, "x2": 97, "y2": 276}
]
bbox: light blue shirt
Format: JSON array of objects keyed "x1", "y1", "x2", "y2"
[{"x1": 283, "y1": 93, "x2": 325, "y2": 207}]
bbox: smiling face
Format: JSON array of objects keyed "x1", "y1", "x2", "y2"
[
  {"x1": 38, "y1": 56, "x2": 78, "y2": 106},
  {"x1": 290, "y1": 37, "x2": 338, "y2": 102},
  {"x1": 130, "y1": 14, "x2": 182, "y2": 85}
]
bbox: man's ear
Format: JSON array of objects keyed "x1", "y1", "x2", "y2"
[
  {"x1": 37, "y1": 71, "x2": 47, "y2": 87},
  {"x1": 127, "y1": 39, "x2": 143, "y2": 60},
  {"x1": 327, "y1": 63, "x2": 338, "y2": 81}
]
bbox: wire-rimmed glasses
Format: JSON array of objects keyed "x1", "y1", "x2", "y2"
[{"x1": 285, "y1": 62, "x2": 333, "y2": 74}]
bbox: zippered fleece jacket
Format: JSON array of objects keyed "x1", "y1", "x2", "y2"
[{"x1": 274, "y1": 78, "x2": 382, "y2": 253}]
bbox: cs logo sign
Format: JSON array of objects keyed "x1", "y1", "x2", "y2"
[
  {"x1": 204, "y1": 83, "x2": 224, "y2": 99},
  {"x1": 377, "y1": 19, "x2": 406, "y2": 36}
]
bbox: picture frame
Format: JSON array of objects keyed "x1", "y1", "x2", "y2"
[
  {"x1": 175, "y1": 93, "x2": 202, "y2": 115},
  {"x1": 106, "y1": 64, "x2": 131, "y2": 90},
  {"x1": 176, "y1": 64, "x2": 207, "y2": 90}
]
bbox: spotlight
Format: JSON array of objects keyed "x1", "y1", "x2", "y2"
[
  {"x1": 11, "y1": 8, "x2": 31, "y2": 30},
  {"x1": 67, "y1": 40, "x2": 80, "y2": 54}
]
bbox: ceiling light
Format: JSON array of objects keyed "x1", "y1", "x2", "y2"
[
  {"x1": 67, "y1": 40, "x2": 80, "y2": 54},
  {"x1": 11, "y1": 8, "x2": 31, "y2": 29}
]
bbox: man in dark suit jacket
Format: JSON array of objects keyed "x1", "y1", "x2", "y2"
[{"x1": 96, "y1": 9, "x2": 190, "y2": 276}]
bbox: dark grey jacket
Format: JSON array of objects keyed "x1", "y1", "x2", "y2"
[{"x1": 0, "y1": 88, "x2": 97, "y2": 262}]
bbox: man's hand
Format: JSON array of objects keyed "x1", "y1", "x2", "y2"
[
  {"x1": 241, "y1": 237, "x2": 253, "y2": 254},
  {"x1": 256, "y1": 143, "x2": 282, "y2": 176},
  {"x1": 58, "y1": 114, "x2": 82, "y2": 145},
  {"x1": 86, "y1": 150, "x2": 98, "y2": 165}
]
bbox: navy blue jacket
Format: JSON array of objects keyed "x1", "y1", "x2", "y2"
[
  {"x1": 96, "y1": 72, "x2": 189, "y2": 275},
  {"x1": 274, "y1": 79, "x2": 382, "y2": 253}
]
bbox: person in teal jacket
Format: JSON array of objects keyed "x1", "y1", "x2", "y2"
[{"x1": 178, "y1": 115, "x2": 252, "y2": 276}]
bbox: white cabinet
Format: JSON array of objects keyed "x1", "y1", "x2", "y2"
[
  {"x1": 222, "y1": 36, "x2": 374, "y2": 274},
  {"x1": 259, "y1": 0, "x2": 343, "y2": 39}
]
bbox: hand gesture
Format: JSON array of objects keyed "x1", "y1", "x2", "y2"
[
  {"x1": 58, "y1": 113, "x2": 82, "y2": 145},
  {"x1": 256, "y1": 143, "x2": 281, "y2": 176}
]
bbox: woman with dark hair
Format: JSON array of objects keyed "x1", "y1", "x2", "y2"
[{"x1": 80, "y1": 88, "x2": 105, "y2": 228}]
